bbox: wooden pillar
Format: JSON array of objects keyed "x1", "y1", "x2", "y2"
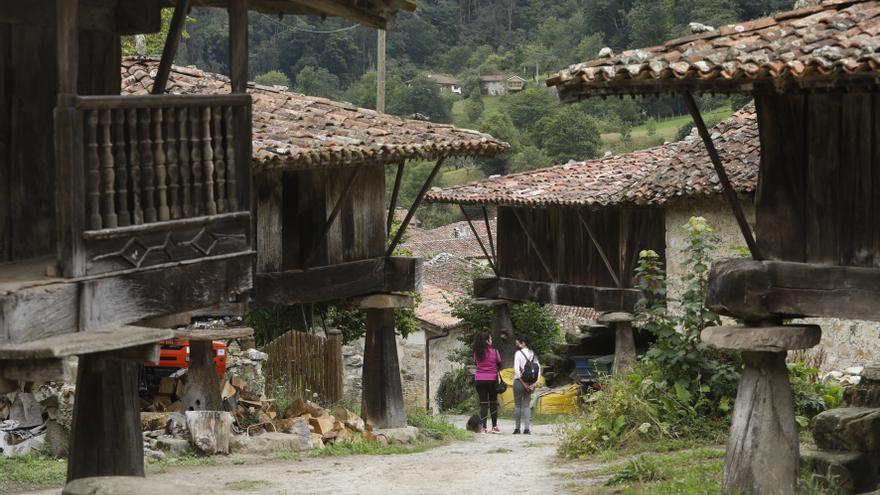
[
  {"x1": 182, "y1": 341, "x2": 222, "y2": 412},
  {"x1": 600, "y1": 312, "x2": 636, "y2": 375},
  {"x1": 67, "y1": 354, "x2": 143, "y2": 482},
  {"x1": 361, "y1": 308, "x2": 405, "y2": 429},
  {"x1": 491, "y1": 303, "x2": 517, "y2": 369},
  {"x1": 702, "y1": 324, "x2": 820, "y2": 495},
  {"x1": 228, "y1": 0, "x2": 248, "y2": 94}
]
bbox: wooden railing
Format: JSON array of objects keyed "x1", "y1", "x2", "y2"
[
  {"x1": 264, "y1": 330, "x2": 344, "y2": 405},
  {"x1": 76, "y1": 94, "x2": 251, "y2": 230}
]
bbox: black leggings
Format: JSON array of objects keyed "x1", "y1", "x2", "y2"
[{"x1": 474, "y1": 380, "x2": 499, "y2": 428}]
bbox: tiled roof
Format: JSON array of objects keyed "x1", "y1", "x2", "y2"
[
  {"x1": 404, "y1": 220, "x2": 496, "y2": 259},
  {"x1": 621, "y1": 104, "x2": 759, "y2": 205},
  {"x1": 547, "y1": 0, "x2": 880, "y2": 100},
  {"x1": 552, "y1": 305, "x2": 600, "y2": 333},
  {"x1": 426, "y1": 104, "x2": 758, "y2": 207},
  {"x1": 121, "y1": 59, "x2": 508, "y2": 171},
  {"x1": 425, "y1": 74, "x2": 460, "y2": 86},
  {"x1": 415, "y1": 283, "x2": 464, "y2": 330},
  {"x1": 415, "y1": 254, "x2": 479, "y2": 330},
  {"x1": 480, "y1": 75, "x2": 506, "y2": 82}
]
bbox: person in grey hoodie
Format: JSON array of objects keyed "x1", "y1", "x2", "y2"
[{"x1": 512, "y1": 334, "x2": 541, "y2": 434}]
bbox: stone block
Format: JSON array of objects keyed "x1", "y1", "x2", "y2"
[
  {"x1": 812, "y1": 408, "x2": 880, "y2": 452},
  {"x1": 240, "y1": 431, "x2": 312, "y2": 454},
  {"x1": 801, "y1": 449, "x2": 879, "y2": 493},
  {"x1": 155, "y1": 437, "x2": 192, "y2": 456},
  {"x1": 372, "y1": 426, "x2": 419, "y2": 444},
  {"x1": 140, "y1": 412, "x2": 168, "y2": 431},
  {"x1": 63, "y1": 476, "x2": 194, "y2": 494},
  {"x1": 701, "y1": 325, "x2": 820, "y2": 352},
  {"x1": 844, "y1": 385, "x2": 880, "y2": 408}
]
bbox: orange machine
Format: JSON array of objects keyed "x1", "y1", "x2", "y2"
[{"x1": 148, "y1": 338, "x2": 228, "y2": 376}]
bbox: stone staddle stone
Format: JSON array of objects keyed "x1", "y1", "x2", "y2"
[
  {"x1": 861, "y1": 363, "x2": 880, "y2": 382},
  {"x1": 701, "y1": 325, "x2": 820, "y2": 352},
  {"x1": 63, "y1": 476, "x2": 194, "y2": 494},
  {"x1": 597, "y1": 312, "x2": 634, "y2": 324}
]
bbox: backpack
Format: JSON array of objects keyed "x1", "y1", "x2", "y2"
[{"x1": 519, "y1": 350, "x2": 540, "y2": 385}]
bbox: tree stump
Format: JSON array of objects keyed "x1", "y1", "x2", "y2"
[
  {"x1": 67, "y1": 354, "x2": 143, "y2": 482},
  {"x1": 703, "y1": 324, "x2": 820, "y2": 495},
  {"x1": 185, "y1": 410, "x2": 232, "y2": 455},
  {"x1": 182, "y1": 340, "x2": 222, "y2": 412},
  {"x1": 361, "y1": 308, "x2": 406, "y2": 429}
]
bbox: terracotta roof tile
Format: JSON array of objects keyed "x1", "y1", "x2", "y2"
[
  {"x1": 425, "y1": 104, "x2": 758, "y2": 207},
  {"x1": 546, "y1": 0, "x2": 880, "y2": 99},
  {"x1": 121, "y1": 59, "x2": 508, "y2": 170},
  {"x1": 415, "y1": 283, "x2": 464, "y2": 330},
  {"x1": 404, "y1": 221, "x2": 496, "y2": 259}
]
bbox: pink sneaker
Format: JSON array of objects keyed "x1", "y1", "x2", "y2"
[
  {"x1": 482, "y1": 427, "x2": 488, "y2": 434},
  {"x1": 491, "y1": 426, "x2": 501, "y2": 434}
]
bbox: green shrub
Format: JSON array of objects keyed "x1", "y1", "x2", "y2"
[
  {"x1": 606, "y1": 456, "x2": 667, "y2": 486},
  {"x1": 406, "y1": 409, "x2": 470, "y2": 441},
  {"x1": 436, "y1": 368, "x2": 476, "y2": 413},
  {"x1": 789, "y1": 360, "x2": 844, "y2": 428}
]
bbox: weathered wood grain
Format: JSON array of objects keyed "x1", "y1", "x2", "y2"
[
  {"x1": 182, "y1": 340, "x2": 223, "y2": 412},
  {"x1": 0, "y1": 326, "x2": 172, "y2": 359},
  {"x1": 473, "y1": 276, "x2": 642, "y2": 312},
  {"x1": 0, "y1": 358, "x2": 73, "y2": 382},
  {"x1": 173, "y1": 326, "x2": 253, "y2": 341},
  {"x1": 839, "y1": 93, "x2": 873, "y2": 267},
  {"x1": 361, "y1": 308, "x2": 406, "y2": 429}
]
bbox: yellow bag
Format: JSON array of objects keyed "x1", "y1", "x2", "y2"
[
  {"x1": 535, "y1": 384, "x2": 581, "y2": 415},
  {"x1": 497, "y1": 368, "x2": 546, "y2": 412}
]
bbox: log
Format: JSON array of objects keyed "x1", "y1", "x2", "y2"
[
  {"x1": 67, "y1": 353, "x2": 143, "y2": 482},
  {"x1": 185, "y1": 410, "x2": 232, "y2": 455},
  {"x1": 723, "y1": 351, "x2": 798, "y2": 494},
  {"x1": 361, "y1": 308, "x2": 405, "y2": 429},
  {"x1": 181, "y1": 340, "x2": 222, "y2": 412}
]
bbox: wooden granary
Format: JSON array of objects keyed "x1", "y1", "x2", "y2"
[
  {"x1": 0, "y1": 0, "x2": 413, "y2": 485},
  {"x1": 122, "y1": 58, "x2": 508, "y2": 429},
  {"x1": 547, "y1": 1, "x2": 880, "y2": 492},
  {"x1": 426, "y1": 104, "x2": 758, "y2": 371}
]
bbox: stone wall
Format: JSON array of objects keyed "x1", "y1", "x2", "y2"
[
  {"x1": 665, "y1": 196, "x2": 880, "y2": 371},
  {"x1": 341, "y1": 340, "x2": 364, "y2": 408},
  {"x1": 396, "y1": 331, "x2": 428, "y2": 410},
  {"x1": 426, "y1": 327, "x2": 466, "y2": 413}
]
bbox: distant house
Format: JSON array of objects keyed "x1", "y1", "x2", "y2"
[
  {"x1": 425, "y1": 74, "x2": 462, "y2": 95},
  {"x1": 479, "y1": 75, "x2": 527, "y2": 96}
]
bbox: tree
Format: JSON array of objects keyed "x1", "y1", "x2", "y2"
[
  {"x1": 254, "y1": 70, "x2": 290, "y2": 88},
  {"x1": 464, "y1": 87, "x2": 485, "y2": 124},
  {"x1": 626, "y1": 0, "x2": 674, "y2": 48},
  {"x1": 535, "y1": 106, "x2": 601, "y2": 163},
  {"x1": 509, "y1": 145, "x2": 554, "y2": 173},
  {"x1": 295, "y1": 66, "x2": 341, "y2": 100},
  {"x1": 504, "y1": 87, "x2": 557, "y2": 135},
  {"x1": 388, "y1": 77, "x2": 452, "y2": 123}
]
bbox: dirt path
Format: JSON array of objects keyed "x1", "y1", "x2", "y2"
[{"x1": 22, "y1": 416, "x2": 603, "y2": 495}]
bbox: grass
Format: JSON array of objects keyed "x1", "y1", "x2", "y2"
[
  {"x1": 451, "y1": 96, "x2": 504, "y2": 127},
  {"x1": 224, "y1": 479, "x2": 270, "y2": 491},
  {"x1": 309, "y1": 437, "x2": 443, "y2": 457},
  {"x1": 0, "y1": 454, "x2": 67, "y2": 492},
  {"x1": 497, "y1": 411, "x2": 570, "y2": 426},
  {"x1": 600, "y1": 106, "x2": 734, "y2": 143},
  {"x1": 146, "y1": 452, "x2": 219, "y2": 474},
  {"x1": 486, "y1": 447, "x2": 513, "y2": 454},
  {"x1": 406, "y1": 409, "x2": 471, "y2": 441}
]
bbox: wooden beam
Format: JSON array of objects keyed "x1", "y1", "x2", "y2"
[
  {"x1": 512, "y1": 208, "x2": 555, "y2": 282},
  {"x1": 682, "y1": 91, "x2": 760, "y2": 260},
  {"x1": 482, "y1": 206, "x2": 497, "y2": 264},
  {"x1": 228, "y1": 0, "x2": 248, "y2": 94},
  {"x1": 706, "y1": 258, "x2": 880, "y2": 322},
  {"x1": 289, "y1": 0, "x2": 389, "y2": 29},
  {"x1": 361, "y1": 308, "x2": 406, "y2": 428},
  {"x1": 303, "y1": 165, "x2": 363, "y2": 269},
  {"x1": 256, "y1": 170, "x2": 283, "y2": 272},
  {"x1": 473, "y1": 276, "x2": 642, "y2": 312},
  {"x1": 386, "y1": 157, "x2": 445, "y2": 256},
  {"x1": 386, "y1": 161, "x2": 405, "y2": 236},
  {"x1": 0, "y1": 358, "x2": 74, "y2": 382},
  {"x1": 575, "y1": 209, "x2": 621, "y2": 288},
  {"x1": 0, "y1": 327, "x2": 173, "y2": 360},
  {"x1": 252, "y1": 256, "x2": 421, "y2": 306},
  {"x1": 152, "y1": 0, "x2": 191, "y2": 95},
  {"x1": 459, "y1": 205, "x2": 497, "y2": 275}
]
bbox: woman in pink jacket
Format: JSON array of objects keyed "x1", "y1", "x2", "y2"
[{"x1": 472, "y1": 332, "x2": 502, "y2": 433}]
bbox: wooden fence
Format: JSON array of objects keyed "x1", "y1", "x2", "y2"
[{"x1": 263, "y1": 330, "x2": 343, "y2": 405}]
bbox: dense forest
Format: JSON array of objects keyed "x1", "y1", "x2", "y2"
[{"x1": 166, "y1": 0, "x2": 787, "y2": 226}]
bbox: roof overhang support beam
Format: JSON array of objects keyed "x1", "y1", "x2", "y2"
[
  {"x1": 682, "y1": 91, "x2": 761, "y2": 260},
  {"x1": 474, "y1": 276, "x2": 641, "y2": 312},
  {"x1": 152, "y1": 0, "x2": 191, "y2": 95},
  {"x1": 481, "y1": 206, "x2": 497, "y2": 263},
  {"x1": 386, "y1": 156, "x2": 446, "y2": 257},
  {"x1": 459, "y1": 205, "x2": 498, "y2": 275},
  {"x1": 288, "y1": 0, "x2": 390, "y2": 29},
  {"x1": 386, "y1": 160, "x2": 405, "y2": 236}
]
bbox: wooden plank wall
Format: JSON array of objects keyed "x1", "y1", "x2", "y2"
[
  {"x1": 496, "y1": 205, "x2": 665, "y2": 289},
  {"x1": 0, "y1": 25, "x2": 10, "y2": 262},
  {"x1": 281, "y1": 164, "x2": 385, "y2": 270},
  {"x1": 755, "y1": 92, "x2": 879, "y2": 268},
  {"x1": 262, "y1": 330, "x2": 343, "y2": 404}
]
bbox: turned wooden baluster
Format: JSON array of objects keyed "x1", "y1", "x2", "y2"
[
  {"x1": 153, "y1": 108, "x2": 169, "y2": 221},
  {"x1": 139, "y1": 109, "x2": 156, "y2": 223},
  {"x1": 99, "y1": 110, "x2": 117, "y2": 228},
  {"x1": 212, "y1": 106, "x2": 227, "y2": 213},
  {"x1": 178, "y1": 108, "x2": 192, "y2": 218},
  {"x1": 165, "y1": 109, "x2": 181, "y2": 220},
  {"x1": 190, "y1": 107, "x2": 203, "y2": 216},
  {"x1": 224, "y1": 106, "x2": 238, "y2": 211},
  {"x1": 85, "y1": 110, "x2": 102, "y2": 230},
  {"x1": 201, "y1": 106, "x2": 216, "y2": 215},
  {"x1": 113, "y1": 110, "x2": 130, "y2": 227},
  {"x1": 127, "y1": 108, "x2": 143, "y2": 225}
]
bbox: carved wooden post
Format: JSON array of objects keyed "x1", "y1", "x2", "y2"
[
  {"x1": 190, "y1": 108, "x2": 203, "y2": 216},
  {"x1": 490, "y1": 302, "x2": 517, "y2": 368},
  {"x1": 153, "y1": 108, "x2": 169, "y2": 222},
  {"x1": 361, "y1": 308, "x2": 406, "y2": 429},
  {"x1": 99, "y1": 110, "x2": 117, "y2": 228},
  {"x1": 224, "y1": 107, "x2": 237, "y2": 211},
  {"x1": 86, "y1": 110, "x2": 102, "y2": 230},
  {"x1": 599, "y1": 312, "x2": 636, "y2": 375},
  {"x1": 702, "y1": 324, "x2": 821, "y2": 495},
  {"x1": 127, "y1": 108, "x2": 143, "y2": 225},
  {"x1": 212, "y1": 106, "x2": 227, "y2": 213},
  {"x1": 67, "y1": 353, "x2": 143, "y2": 481},
  {"x1": 178, "y1": 108, "x2": 192, "y2": 218},
  {"x1": 201, "y1": 106, "x2": 216, "y2": 215},
  {"x1": 113, "y1": 110, "x2": 130, "y2": 227},
  {"x1": 139, "y1": 109, "x2": 156, "y2": 223},
  {"x1": 165, "y1": 109, "x2": 180, "y2": 219}
]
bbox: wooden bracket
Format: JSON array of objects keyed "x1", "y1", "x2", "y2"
[
  {"x1": 386, "y1": 157, "x2": 446, "y2": 257},
  {"x1": 459, "y1": 205, "x2": 498, "y2": 275}
]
